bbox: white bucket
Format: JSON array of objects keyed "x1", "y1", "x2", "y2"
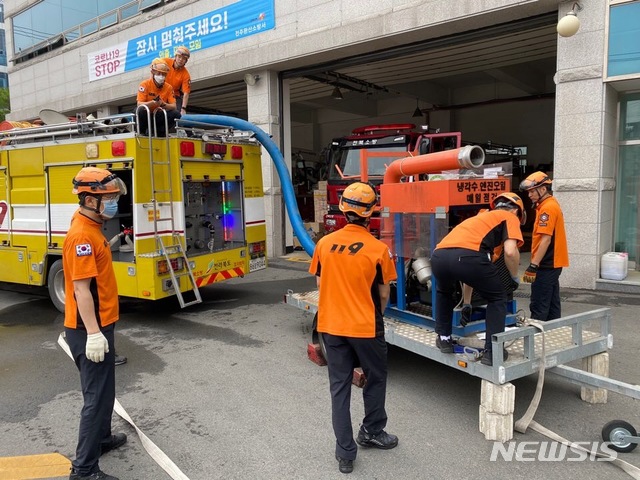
[{"x1": 600, "y1": 252, "x2": 628, "y2": 281}]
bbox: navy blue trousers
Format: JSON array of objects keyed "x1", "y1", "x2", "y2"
[
  {"x1": 65, "y1": 324, "x2": 116, "y2": 476},
  {"x1": 322, "y1": 333, "x2": 388, "y2": 461},
  {"x1": 136, "y1": 106, "x2": 181, "y2": 136},
  {"x1": 432, "y1": 248, "x2": 507, "y2": 352},
  {"x1": 529, "y1": 268, "x2": 562, "y2": 321}
]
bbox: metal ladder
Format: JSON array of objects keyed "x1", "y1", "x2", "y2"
[{"x1": 138, "y1": 105, "x2": 202, "y2": 308}]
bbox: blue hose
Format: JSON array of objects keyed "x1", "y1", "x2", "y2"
[{"x1": 180, "y1": 114, "x2": 316, "y2": 255}]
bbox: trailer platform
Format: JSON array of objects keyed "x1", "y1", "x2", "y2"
[{"x1": 285, "y1": 290, "x2": 611, "y2": 386}]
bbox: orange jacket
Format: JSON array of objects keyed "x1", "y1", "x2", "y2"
[
  {"x1": 137, "y1": 78, "x2": 176, "y2": 112},
  {"x1": 436, "y1": 209, "x2": 524, "y2": 253},
  {"x1": 310, "y1": 224, "x2": 397, "y2": 338},
  {"x1": 532, "y1": 195, "x2": 569, "y2": 268},
  {"x1": 63, "y1": 211, "x2": 119, "y2": 329},
  {"x1": 160, "y1": 58, "x2": 191, "y2": 97}
]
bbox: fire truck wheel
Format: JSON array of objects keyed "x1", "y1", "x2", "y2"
[{"x1": 47, "y1": 259, "x2": 66, "y2": 314}]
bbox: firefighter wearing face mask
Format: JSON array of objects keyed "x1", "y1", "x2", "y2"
[
  {"x1": 136, "y1": 58, "x2": 180, "y2": 136},
  {"x1": 63, "y1": 167, "x2": 128, "y2": 480}
]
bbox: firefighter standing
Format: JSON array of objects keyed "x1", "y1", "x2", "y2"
[
  {"x1": 519, "y1": 172, "x2": 569, "y2": 321},
  {"x1": 64, "y1": 167, "x2": 128, "y2": 480},
  {"x1": 309, "y1": 182, "x2": 399, "y2": 475},
  {"x1": 136, "y1": 58, "x2": 180, "y2": 136},
  {"x1": 159, "y1": 45, "x2": 192, "y2": 115},
  {"x1": 432, "y1": 193, "x2": 525, "y2": 366}
]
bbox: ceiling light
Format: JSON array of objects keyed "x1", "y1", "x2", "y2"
[
  {"x1": 243, "y1": 73, "x2": 260, "y2": 86},
  {"x1": 412, "y1": 98, "x2": 422, "y2": 118},
  {"x1": 557, "y1": 2, "x2": 583, "y2": 38},
  {"x1": 331, "y1": 86, "x2": 344, "y2": 100}
]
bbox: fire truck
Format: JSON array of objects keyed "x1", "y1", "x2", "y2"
[
  {"x1": 0, "y1": 112, "x2": 267, "y2": 311},
  {"x1": 323, "y1": 124, "x2": 462, "y2": 237}
]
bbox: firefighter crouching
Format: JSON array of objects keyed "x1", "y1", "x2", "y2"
[
  {"x1": 432, "y1": 192, "x2": 525, "y2": 366},
  {"x1": 136, "y1": 58, "x2": 180, "y2": 137},
  {"x1": 64, "y1": 167, "x2": 127, "y2": 480}
]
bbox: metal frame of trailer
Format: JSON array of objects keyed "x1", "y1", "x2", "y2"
[{"x1": 285, "y1": 290, "x2": 640, "y2": 401}]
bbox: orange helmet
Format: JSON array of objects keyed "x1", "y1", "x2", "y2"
[
  {"x1": 519, "y1": 171, "x2": 552, "y2": 191},
  {"x1": 72, "y1": 167, "x2": 127, "y2": 196},
  {"x1": 490, "y1": 192, "x2": 526, "y2": 225},
  {"x1": 175, "y1": 46, "x2": 190, "y2": 58},
  {"x1": 150, "y1": 58, "x2": 170, "y2": 74},
  {"x1": 339, "y1": 182, "x2": 377, "y2": 218}
]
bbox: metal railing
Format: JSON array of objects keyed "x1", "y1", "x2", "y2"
[{"x1": 13, "y1": 0, "x2": 171, "y2": 63}]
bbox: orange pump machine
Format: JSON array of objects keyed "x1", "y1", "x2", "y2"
[{"x1": 376, "y1": 146, "x2": 518, "y2": 335}]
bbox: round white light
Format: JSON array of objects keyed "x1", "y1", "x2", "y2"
[
  {"x1": 244, "y1": 73, "x2": 258, "y2": 86},
  {"x1": 557, "y1": 11, "x2": 580, "y2": 37}
]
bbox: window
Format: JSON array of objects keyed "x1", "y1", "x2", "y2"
[
  {"x1": 11, "y1": 0, "x2": 165, "y2": 60},
  {"x1": 0, "y1": 31, "x2": 6, "y2": 67},
  {"x1": 614, "y1": 94, "x2": 640, "y2": 262},
  {"x1": 608, "y1": 1, "x2": 640, "y2": 77}
]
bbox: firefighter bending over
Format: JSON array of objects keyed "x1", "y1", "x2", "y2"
[
  {"x1": 64, "y1": 167, "x2": 128, "y2": 480},
  {"x1": 136, "y1": 58, "x2": 180, "y2": 136},
  {"x1": 432, "y1": 192, "x2": 525, "y2": 366},
  {"x1": 309, "y1": 182, "x2": 398, "y2": 474}
]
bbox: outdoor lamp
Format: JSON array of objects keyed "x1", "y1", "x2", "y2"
[
  {"x1": 243, "y1": 73, "x2": 260, "y2": 86},
  {"x1": 557, "y1": 2, "x2": 583, "y2": 37}
]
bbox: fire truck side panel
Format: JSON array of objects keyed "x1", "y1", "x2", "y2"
[
  {"x1": 7, "y1": 148, "x2": 47, "y2": 284},
  {"x1": 47, "y1": 163, "x2": 90, "y2": 251},
  {"x1": 0, "y1": 248, "x2": 28, "y2": 283},
  {"x1": 0, "y1": 165, "x2": 9, "y2": 246},
  {"x1": 240, "y1": 146, "x2": 267, "y2": 272}
]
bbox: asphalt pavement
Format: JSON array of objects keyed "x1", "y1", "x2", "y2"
[{"x1": 0, "y1": 255, "x2": 639, "y2": 480}]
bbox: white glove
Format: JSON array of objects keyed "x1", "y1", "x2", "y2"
[{"x1": 86, "y1": 332, "x2": 109, "y2": 363}]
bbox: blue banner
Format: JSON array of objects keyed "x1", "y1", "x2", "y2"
[{"x1": 123, "y1": 0, "x2": 275, "y2": 72}]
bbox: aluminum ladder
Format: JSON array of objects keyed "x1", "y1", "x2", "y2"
[{"x1": 138, "y1": 106, "x2": 202, "y2": 308}]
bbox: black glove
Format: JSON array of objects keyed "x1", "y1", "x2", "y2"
[
  {"x1": 460, "y1": 303, "x2": 472, "y2": 327},
  {"x1": 522, "y1": 263, "x2": 538, "y2": 283},
  {"x1": 510, "y1": 275, "x2": 520, "y2": 292}
]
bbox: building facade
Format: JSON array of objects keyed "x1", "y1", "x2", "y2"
[{"x1": 2, "y1": 0, "x2": 638, "y2": 291}]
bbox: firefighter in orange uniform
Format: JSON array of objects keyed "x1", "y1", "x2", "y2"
[
  {"x1": 159, "y1": 45, "x2": 192, "y2": 115},
  {"x1": 432, "y1": 192, "x2": 525, "y2": 366},
  {"x1": 64, "y1": 167, "x2": 128, "y2": 480},
  {"x1": 136, "y1": 58, "x2": 180, "y2": 136},
  {"x1": 309, "y1": 182, "x2": 398, "y2": 475},
  {"x1": 519, "y1": 172, "x2": 569, "y2": 321}
]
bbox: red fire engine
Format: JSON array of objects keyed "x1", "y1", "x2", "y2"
[{"x1": 323, "y1": 124, "x2": 461, "y2": 237}]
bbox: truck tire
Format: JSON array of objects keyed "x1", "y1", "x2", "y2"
[{"x1": 47, "y1": 259, "x2": 66, "y2": 314}]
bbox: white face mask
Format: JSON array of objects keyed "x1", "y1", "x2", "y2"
[{"x1": 154, "y1": 74, "x2": 165, "y2": 85}]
